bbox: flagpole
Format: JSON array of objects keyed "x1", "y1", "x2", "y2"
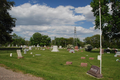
[{"x1": 99, "y1": 0, "x2": 102, "y2": 74}]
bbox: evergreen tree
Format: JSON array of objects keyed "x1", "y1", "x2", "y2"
[{"x1": 0, "y1": 0, "x2": 16, "y2": 44}]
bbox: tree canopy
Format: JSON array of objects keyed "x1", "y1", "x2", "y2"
[
  {"x1": 30, "y1": 32, "x2": 51, "y2": 46},
  {"x1": 0, "y1": 0, "x2": 16, "y2": 44},
  {"x1": 90, "y1": 0, "x2": 120, "y2": 40}
]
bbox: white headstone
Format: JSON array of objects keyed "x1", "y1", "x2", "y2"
[
  {"x1": 10, "y1": 53, "x2": 12, "y2": 57},
  {"x1": 69, "y1": 49, "x2": 75, "y2": 53},
  {"x1": 16, "y1": 50, "x2": 23, "y2": 58},
  {"x1": 51, "y1": 46, "x2": 59, "y2": 52},
  {"x1": 29, "y1": 46, "x2": 32, "y2": 50},
  {"x1": 24, "y1": 49, "x2": 27, "y2": 54},
  {"x1": 59, "y1": 46, "x2": 62, "y2": 49}
]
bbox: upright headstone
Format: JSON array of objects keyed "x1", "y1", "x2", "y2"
[
  {"x1": 59, "y1": 46, "x2": 62, "y2": 49},
  {"x1": 69, "y1": 49, "x2": 75, "y2": 53},
  {"x1": 51, "y1": 46, "x2": 59, "y2": 52},
  {"x1": 29, "y1": 46, "x2": 32, "y2": 50},
  {"x1": 87, "y1": 65, "x2": 102, "y2": 78},
  {"x1": 16, "y1": 50, "x2": 24, "y2": 59},
  {"x1": 74, "y1": 46, "x2": 79, "y2": 51},
  {"x1": 10, "y1": 53, "x2": 12, "y2": 57},
  {"x1": 24, "y1": 49, "x2": 27, "y2": 54},
  {"x1": 16, "y1": 44, "x2": 18, "y2": 47}
]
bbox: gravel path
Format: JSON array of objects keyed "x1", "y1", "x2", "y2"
[{"x1": 0, "y1": 66, "x2": 44, "y2": 80}]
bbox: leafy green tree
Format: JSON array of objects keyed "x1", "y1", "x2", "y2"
[
  {"x1": 30, "y1": 32, "x2": 51, "y2": 46},
  {"x1": 90, "y1": 0, "x2": 120, "y2": 40},
  {"x1": 12, "y1": 33, "x2": 25, "y2": 46},
  {"x1": 0, "y1": 0, "x2": 16, "y2": 44}
]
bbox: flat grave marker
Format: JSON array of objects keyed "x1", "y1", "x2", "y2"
[
  {"x1": 81, "y1": 57, "x2": 85, "y2": 59},
  {"x1": 66, "y1": 61, "x2": 72, "y2": 65},
  {"x1": 81, "y1": 63, "x2": 87, "y2": 67}
]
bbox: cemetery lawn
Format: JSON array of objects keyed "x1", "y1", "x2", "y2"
[{"x1": 0, "y1": 48, "x2": 120, "y2": 80}]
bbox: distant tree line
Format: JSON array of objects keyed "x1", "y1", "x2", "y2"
[
  {"x1": 51, "y1": 37, "x2": 84, "y2": 47},
  {"x1": 84, "y1": 34, "x2": 120, "y2": 48}
]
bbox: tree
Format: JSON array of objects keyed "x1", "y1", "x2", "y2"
[
  {"x1": 30, "y1": 32, "x2": 51, "y2": 46},
  {"x1": 12, "y1": 33, "x2": 25, "y2": 46},
  {"x1": 90, "y1": 0, "x2": 120, "y2": 40},
  {"x1": 0, "y1": 0, "x2": 16, "y2": 44}
]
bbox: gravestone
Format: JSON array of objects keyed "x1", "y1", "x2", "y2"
[
  {"x1": 10, "y1": 53, "x2": 12, "y2": 57},
  {"x1": 81, "y1": 63, "x2": 87, "y2": 67},
  {"x1": 74, "y1": 46, "x2": 79, "y2": 51},
  {"x1": 29, "y1": 46, "x2": 32, "y2": 50},
  {"x1": 24, "y1": 49, "x2": 27, "y2": 54},
  {"x1": 16, "y1": 50, "x2": 24, "y2": 59},
  {"x1": 87, "y1": 65, "x2": 102, "y2": 78},
  {"x1": 59, "y1": 46, "x2": 62, "y2": 49},
  {"x1": 69, "y1": 49, "x2": 75, "y2": 53},
  {"x1": 114, "y1": 52, "x2": 120, "y2": 57},
  {"x1": 7, "y1": 44, "x2": 10, "y2": 47},
  {"x1": 51, "y1": 46, "x2": 59, "y2": 52},
  {"x1": 66, "y1": 61, "x2": 72, "y2": 65},
  {"x1": 81, "y1": 57, "x2": 85, "y2": 59},
  {"x1": 16, "y1": 44, "x2": 18, "y2": 47}
]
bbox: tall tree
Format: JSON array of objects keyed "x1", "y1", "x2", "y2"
[
  {"x1": 0, "y1": 0, "x2": 16, "y2": 44},
  {"x1": 90, "y1": 0, "x2": 120, "y2": 40},
  {"x1": 30, "y1": 32, "x2": 51, "y2": 46},
  {"x1": 12, "y1": 33, "x2": 25, "y2": 46}
]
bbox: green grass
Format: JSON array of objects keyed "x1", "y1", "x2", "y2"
[{"x1": 0, "y1": 48, "x2": 120, "y2": 80}]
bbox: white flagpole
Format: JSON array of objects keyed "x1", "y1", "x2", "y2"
[{"x1": 99, "y1": 0, "x2": 102, "y2": 74}]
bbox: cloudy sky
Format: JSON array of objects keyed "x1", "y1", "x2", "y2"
[{"x1": 9, "y1": 0, "x2": 100, "y2": 41}]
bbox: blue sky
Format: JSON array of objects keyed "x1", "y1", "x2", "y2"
[{"x1": 9, "y1": 0, "x2": 99, "y2": 41}]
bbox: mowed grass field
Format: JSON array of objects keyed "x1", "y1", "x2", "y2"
[{"x1": 0, "y1": 47, "x2": 120, "y2": 80}]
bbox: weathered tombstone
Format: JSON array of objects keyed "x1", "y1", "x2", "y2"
[
  {"x1": 44, "y1": 45, "x2": 46, "y2": 47},
  {"x1": 10, "y1": 53, "x2": 12, "y2": 57},
  {"x1": 24, "y1": 49, "x2": 27, "y2": 54},
  {"x1": 81, "y1": 63, "x2": 87, "y2": 67},
  {"x1": 16, "y1": 44, "x2": 18, "y2": 47},
  {"x1": 81, "y1": 57, "x2": 85, "y2": 59},
  {"x1": 29, "y1": 46, "x2": 32, "y2": 50},
  {"x1": 51, "y1": 46, "x2": 59, "y2": 52},
  {"x1": 59, "y1": 46, "x2": 62, "y2": 49},
  {"x1": 87, "y1": 65, "x2": 102, "y2": 78},
  {"x1": 74, "y1": 46, "x2": 79, "y2": 51},
  {"x1": 12, "y1": 44, "x2": 14, "y2": 47},
  {"x1": 69, "y1": 49, "x2": 75, "y2": 53},
  {"x1": 114, "y1": 52, "x2": 120, "y2": 57},
  {"x1": 66, "y1": 61, "x2": 72, "y2": 65},
  {"x1": 16, "y1": 50, "x2": 24, "y2": 59},
  {"x1": 7, "y1": 44, "x2": 10, "y2": 47}
]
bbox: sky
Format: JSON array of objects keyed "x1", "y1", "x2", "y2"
[{"x1": 9, "y1": 0, "x2": 100, "y2": 41}]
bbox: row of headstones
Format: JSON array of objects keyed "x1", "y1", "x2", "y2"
[
  {"x1": 66, "y1": 56, "x2": 102, "y2": 78},
  {"x1": 66, "y1": 57, "x2": 94, "y2": 67}
]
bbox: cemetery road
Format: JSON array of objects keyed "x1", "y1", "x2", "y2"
[{"x1": 0, "y1": 66, "x2": 44, "y2": 80}]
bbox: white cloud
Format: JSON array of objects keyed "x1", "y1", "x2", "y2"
[
  {"x1": 9, "y1": 3, "x2": 99, "y2": 41},
  {"x1": 9, "y1": 3, "x2": 85, "y2": 26},
  {"x1": 75, "y1": 5, "x2": 95, "y2": 22}
]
